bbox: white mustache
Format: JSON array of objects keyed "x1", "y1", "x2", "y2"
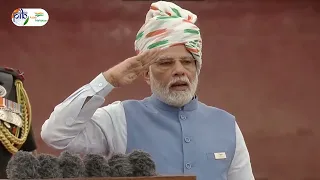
[{"x1": 168, "y1": 77, "x2": 191, "y2": 87}]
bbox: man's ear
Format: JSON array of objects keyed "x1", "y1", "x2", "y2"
[{"x1": 143, "y1": 70, "x2": 150, "y2": 85}]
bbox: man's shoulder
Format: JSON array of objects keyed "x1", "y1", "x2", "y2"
[
  {"x1": 198, "y1": 101, "x2": 236, "y2": 120},
  {"x1": 100, "y1": 98, "x2": 146, "y2": 110},
  {"x1": 122, "y1": 98, "x2": 145, "y2": 103}
]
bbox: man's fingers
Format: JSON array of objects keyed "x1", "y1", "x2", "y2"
[
  {"x1": 140, "y1": 48, "x2": 162, "y2": 66},
  {"x1": 149, "y1": 49, "x2": 163, "y2": 63},
  {"x1": 128, "y1": 48, "x2": 164, "y2": 75},
  {"x1": 142, "y1": 58, "x2": 157, "y2": 70},
  {"x1": 142, "y1": 49, "x2": 163, "y2": 68},
  {"x1": 136, "y1": 49, "x2": 155, "y2": 63},
  {"x1": 136, "y1": 50, "x2": 149, "y2": 61}
]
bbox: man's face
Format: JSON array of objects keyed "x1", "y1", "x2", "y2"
[{"x1": 145, "y1": 45, "x2": 199, "y2": 107}]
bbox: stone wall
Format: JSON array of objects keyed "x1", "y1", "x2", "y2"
[{"x1": 1, "y1": 0, "x2": 320, "y2": 179}]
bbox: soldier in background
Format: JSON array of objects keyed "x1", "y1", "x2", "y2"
[{"x1": 0, "y1": 67, "x2": 37, "y2": 179}]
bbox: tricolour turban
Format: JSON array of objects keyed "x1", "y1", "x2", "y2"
[{"x1": 134, "y1": 1, "x2": 203, "y2": 69}]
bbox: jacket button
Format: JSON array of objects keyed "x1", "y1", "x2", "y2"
[
  {"x1": 185, "y1": 163, "x2": 192, "y2": 169},
  {"x1": 184, "y1": 137, "x2": 191, "y2": 143},
  {"x1": 179, "y1": 115, "x2": 186, "y2": 120}
]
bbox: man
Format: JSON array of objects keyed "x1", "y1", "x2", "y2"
[
  {"x1": 41, "y1": 1, "x2": 254, "y2": 180},
  {"x1": 0, "y1": 67, "x2": 37, "y2": 179}
]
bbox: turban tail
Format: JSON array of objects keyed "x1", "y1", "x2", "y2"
[{"x1": 134, "y1": 1, "x2": 203, "y2": 69}]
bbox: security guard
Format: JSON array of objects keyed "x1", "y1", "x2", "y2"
[{"x1": 0, "y1": 67, "x2": 37, "y2": 179}]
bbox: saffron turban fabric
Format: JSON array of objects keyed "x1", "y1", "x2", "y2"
[{"x1": 134, "y1": 1, "x2": 203, "y2": 69}]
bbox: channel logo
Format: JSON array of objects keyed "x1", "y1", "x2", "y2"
[{"x1": 11, "y1": 8, "x2": 49, "y2": 27}]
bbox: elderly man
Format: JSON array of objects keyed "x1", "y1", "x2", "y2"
[{"x1": 41, "y1": 1, "x2": 255, "y2": 180}]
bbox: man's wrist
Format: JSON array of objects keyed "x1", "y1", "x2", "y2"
[{"x1": 102, "y1": 71, "x2": 118, "y2": 87}]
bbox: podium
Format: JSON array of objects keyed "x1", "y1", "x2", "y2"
[{"x1": 0, "y1": 175, "x2": 196, "y2": 180}]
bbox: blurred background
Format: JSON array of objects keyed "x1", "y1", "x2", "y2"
[{"x1": 1, "y1": 0, "x2": 320, "y2": 179}]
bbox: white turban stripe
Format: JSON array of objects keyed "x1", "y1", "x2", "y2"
[{"x1": 134, "y1": 1, "x2": 203, "y2": 69}]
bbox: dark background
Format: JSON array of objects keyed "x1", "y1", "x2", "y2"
[{"x1": 1, "y1": 0, "x2": 320, "y2": 179}]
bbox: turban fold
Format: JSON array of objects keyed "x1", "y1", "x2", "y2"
[{"x1": 134, "y1": 1, "x2": 203, "y2": 69}]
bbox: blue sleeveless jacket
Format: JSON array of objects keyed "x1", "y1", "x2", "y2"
[{"x1": 123, "y1": 94, "x2": 236, "y2": 180}]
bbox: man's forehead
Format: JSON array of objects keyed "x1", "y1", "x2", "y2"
[{"x1": 158, "y1": 55, "x2": 194, "y2": 60}]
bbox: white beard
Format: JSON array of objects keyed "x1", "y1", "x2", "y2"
[{"x1": 149, "y1": 70, "x2": 198, "y2": 107}]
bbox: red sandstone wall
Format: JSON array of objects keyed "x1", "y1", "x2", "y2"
[{"x1": 1, "y1": 0, "x2": 320, "y2": 179}]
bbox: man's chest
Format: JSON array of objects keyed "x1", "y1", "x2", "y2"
[{"x1": 125, "y1": 112, "x2": 236, "y2": 177}]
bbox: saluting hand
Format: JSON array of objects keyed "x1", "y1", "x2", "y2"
[{"x1": 103, "y1": 49, "x2": 162, "y2": 87}]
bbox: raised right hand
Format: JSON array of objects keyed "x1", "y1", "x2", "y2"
[{"x1": 103, "y1": 48, "x2": 163, "y2": 87}]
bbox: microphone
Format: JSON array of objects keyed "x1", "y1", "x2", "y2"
[
  {"x1": 83, "y1": 153, "x2": 111, "y2": 177},
  {"x1": 58, "y1": 151, "x2": 85, "y2": 178},
  {"x1": 128, "y1": 149, "x2": 157, "y2": 176},
  {"x1": 37, "y1": 153, "x2": 63, "y2": 179},
  {"x1": 108, "y1": 153, "x2": 133, "y2": 177},
  {"x1": 6, "y1": 151, "x2": 41, "y2": 179}
]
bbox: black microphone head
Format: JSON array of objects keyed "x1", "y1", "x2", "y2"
[
  {"x1": 37, "y1": 153, "x2": 63, "y2": 179},
  {"x1": 58, "y1": 151, "x2": 85, "y2": 178},
  {"x1": 83, "y1": 153, "x2": 111, "y2": 177},
  {"x1": 108, "y1": 153, "x2": 133, "y2": 177},
  {"x1": 128, "y1": 149, "x2": 157, "y2": 176},
  {"x1": 6, "y1": 151, "x2": 41, "y2": 180}
]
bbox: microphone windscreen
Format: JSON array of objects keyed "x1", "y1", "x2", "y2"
[
  {"x1": 108, "y1": 153, "x2": 133, "y2": 177},
  {"x1": 83, "y1": 153, "x2": 111, "y2": 177},
  {"x1": 6, "y1": 151, "x2": 40, "y2": 179},
  {"x1": 128, "y1": 149, "x2": 157, "y2": 176},
  {"x1": 37, "y1": 153, "x2": 63, "y2": 179},
  {"x1": 58, "y1": 151, "x2": 85, "y2": 178}
]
